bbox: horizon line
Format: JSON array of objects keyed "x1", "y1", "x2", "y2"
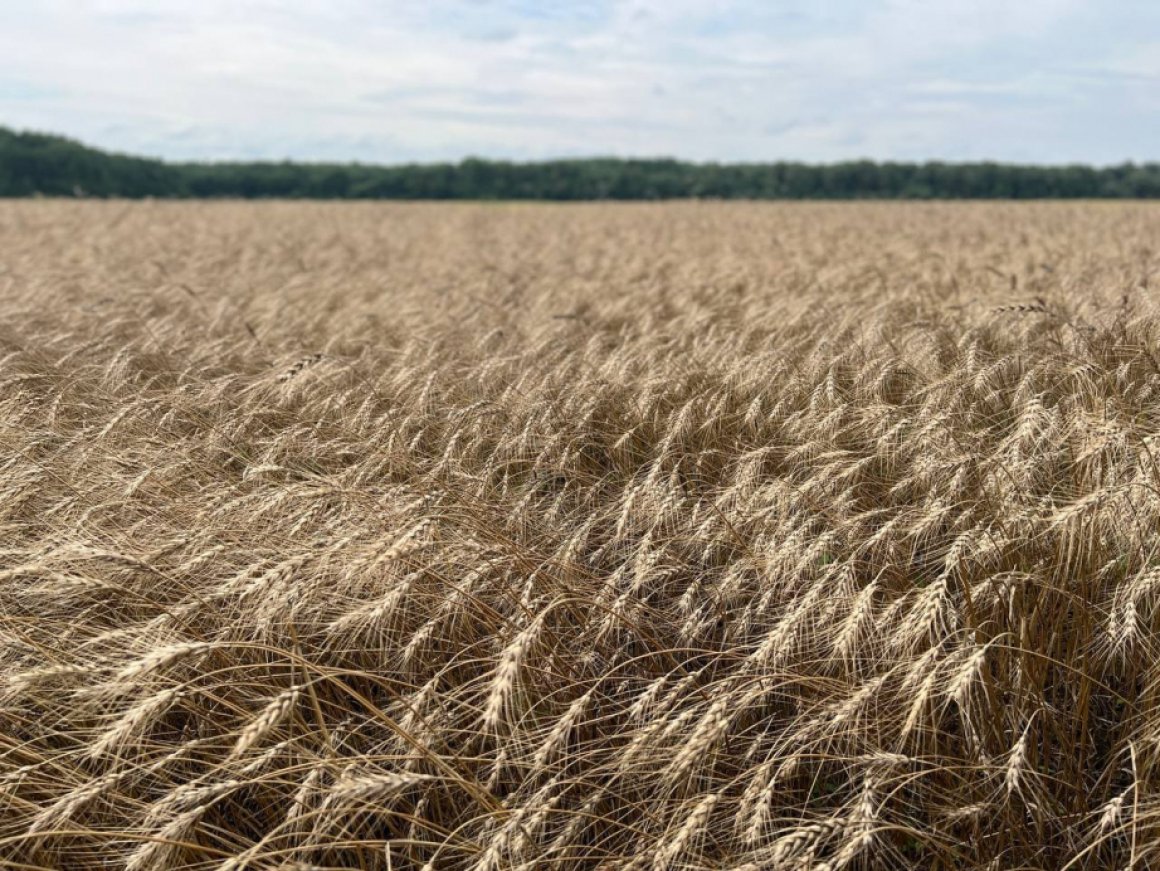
[{"x1": 6, "y1": 125, "x2": 1158, "y2": 171}]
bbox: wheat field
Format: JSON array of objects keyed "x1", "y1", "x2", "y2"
[{"x1": 2, "y1": 200, "x2": 1159, "y2": 870}]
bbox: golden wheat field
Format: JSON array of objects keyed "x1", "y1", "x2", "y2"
[{"x1": 3, "y1": 200, "x2": 1160, "y2": 870}]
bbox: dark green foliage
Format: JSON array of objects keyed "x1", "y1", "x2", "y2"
[{"x1": 1, "y1": 125, "x2": 1158, "y2": 199}]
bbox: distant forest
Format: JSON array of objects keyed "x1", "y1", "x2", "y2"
[{"x1": 3, "y1": 125, "x2": 1160, "y2": 199}]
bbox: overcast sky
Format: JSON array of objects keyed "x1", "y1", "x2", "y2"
[{"x1": 1, "y1": 1, "x2": 1158, "y2": 164}]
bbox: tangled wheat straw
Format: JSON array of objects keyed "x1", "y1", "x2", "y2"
[{"x1": 1, "y1": 200, "x2": 1160, "y2": 869}]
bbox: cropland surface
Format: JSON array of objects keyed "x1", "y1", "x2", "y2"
[{"x1": 2, "y1": 201, "x2": 1160, "y2": 870}]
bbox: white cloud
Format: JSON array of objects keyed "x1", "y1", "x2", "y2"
[{"x1": 0, "y1": 1, "x2": 1156, "y2": 163}]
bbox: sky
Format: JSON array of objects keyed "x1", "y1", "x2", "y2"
[{"x1": 1, "y1": 1, "x2": 1158, "y2": 165}]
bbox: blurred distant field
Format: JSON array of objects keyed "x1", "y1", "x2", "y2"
[{"x1": 3, "y1": 201, "x2": 1160, "y2": 870}]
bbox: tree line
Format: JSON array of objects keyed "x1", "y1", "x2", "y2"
[{"x1": 3, "y1": 125, "x2": 1160, "y2": 199}]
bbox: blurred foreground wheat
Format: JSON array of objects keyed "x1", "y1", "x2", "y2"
[{"x1": 1, "y1": 200, "x2": 1159, "y2": 869}]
